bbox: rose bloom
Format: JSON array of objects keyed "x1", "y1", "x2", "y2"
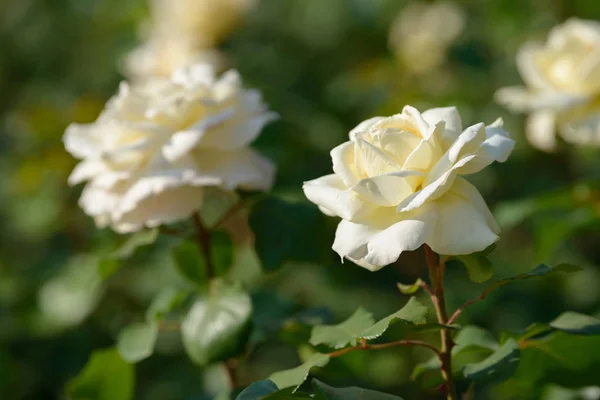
[
  {"x1": 389, "y1": 2, "x2": 465, "y2": 74},
  {"x1": 125, "y1": 34, "x2": 226, "y2": 79},
  {"x1": 303, "y1": 106, "x2": 514, "y2": 271},
  {"x1": 496, "y1": 19, "x2": 600, "y2": 152},
  {"x1": 150, "y1": 0, "x2": 257, "y2": 47},
  {"x1": 65, "y1": 64, "x2": 276, "y2": 233}
]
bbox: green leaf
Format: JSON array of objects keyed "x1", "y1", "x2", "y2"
[
  {"x1": 549, "y1": 311, "x2": 600, "y2": 335},
  {"x1": 181, "y1": 279, "x2": 252, "y2": 366},
  {"x1": 310, "y1": 299, "x2": 428, "y2": 348},
  {"x1": 117, "y1": 322, "x2": 158, "y2": 363},
  {"x1": 172, "y1": 233, "x2": 234, "y2": 285},
  {"x1": 249, "y1": 197, "x2": 327, "y2": 271},
  {"x1": 146, "y1": 287, "x2": 189, "y2": 321},
  {"x1": 483, "y1": 263, "x2": 582, "y2": 296},
  {"x1": 309, "y1": 308, "x2": 375, "y2": 349},
  {"x1": 312, "y1": 379, "x2": 404, "y2": 399},
  {"x1": 269, "y1": 353, "x2": 330, "y2": 390},
  {"x1": 172, "y1": 241, "x2": 208, "y2": 285},
  {"x1": 463, "y1": 338, "x2": 520, "y2": 383},
  {"x1": 513, "y1": 332, "x2": 600, "y2": 389},
  {"x1": 236, "y1": 380, "x2": 278, "y2": 400},
  {"x1": 66, "y1": 348, "x2": 134, "y2": 400},
  {"x1": 397, "y1": 279, "x2": 423, "y2": 295},
  {"x1": 111, "y1": 228, "x2": 159, "y2": 259},
  {"x1": 455, "y1": 254, "x2": 494, "y2": 283},
  {"x1": 98, "y1": 258, "x2": 120, "y2": 280},
  {"x1": 359, "y1": 297, "x2": 428, "y2": 340}
]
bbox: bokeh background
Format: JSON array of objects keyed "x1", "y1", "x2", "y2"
[{"x1": 1, "y1": 0, "x2": 600, "y2": 399}]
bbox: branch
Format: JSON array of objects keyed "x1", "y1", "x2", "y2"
[
  {"x1": 192, "y1": 213, "x2": 215, "y2": 279},
  {"x1": 447, "y1": 292, "x2": 487, "y2": 325},
  {"x1": 210, "y1": 199, "x2": 249, "y2": 230},
  {"x1": 328, "y1": 339, "x2": 441, "y2": 359}
]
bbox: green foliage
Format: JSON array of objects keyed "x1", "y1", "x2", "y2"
[
  {"x1": 116, "y1": 322, "x2": 158, "y2": 363},
  {"x1": 463, "y1": 339, "x2": 520, "y2": 383},
  {"x1": 99, "y1": 229, "x2": 159, "y2": 279},
  {"x1": 66, "y1": 348, "x2": 134, "y2": 400},
  {"x1": 181, "y1": 279, "x2": 252, "y2": 366},
  {"x1": 397, "y1": 279, "x2": 423, "y2": 295},
  {"x1": 483, "y1": 264, "x2": 583, "y2": 295},
  {"x1": 236, "y1": 380, "x2": 279, "y2": 400},
  {"x1": 310, "y1": 298, "x2": 428, "y2": 348},
  {"x1": 455, "y1": 253, "x2": 494, "y2": 283},
  {"x1": 269, "y1": 353, "x2": 331, "y2": 390},
  {"x1": 172, "y1": 232, "x2": 234, "y2": 285},
  {"x1": 249, "y1": 197, "x2": 327, "y2": 271},
  {"x1": 312, "y1": 379, "x2": 404, "y2": 400}
]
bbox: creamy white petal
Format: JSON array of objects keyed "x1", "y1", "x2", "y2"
[
  {"x1": 362, "y1": 204, "x2": 438, "y2": 268},
  {"x1": 349, "y1": 117, "x2": 385, "y2": 140},
  {"x1": 422, "y1": 107, "x2": 463, "y2": 148},
  {"x1": 354, "y1": 138, "x2": 400, "y2": 177},
  {"x1": 114, "y1": 185, "x2": 205, "y2": 233},
  {"x1": 63, "y1": 123, "x2": 101, "y2": 159},
  {"x1": 426, "y1": 191, "x2": 499, "y2": 255},
  {"x1": 516, "y1": 43, "x2": 554, "y2": 90},
  {"x1": 331, "y1": 141, "x2": 360, "y2": 186},
  {"x1": 68, "y1": 160, "x2": 108, "y2": 186},
  {"x1": 351, "y1": 171, "x2": 422, "y2": 207},
  {"x1": 332, "y1": 219, "x2": 380, "y2": 266},
  {"x1": 194, "y1": 148, "x2": 275, "y2": 191},
  {"x1": 451, "y1": 177, "x2": 500, "y2": 233},
  {"x1": 526, "y1": 110, "x2": 558, "y2": 152},
  {"x1": 303, "y1": 174, "x2": 372, "y2": 221},
  {"x1": 561, "y1": 113, "x2": 600, "y2": 146}
]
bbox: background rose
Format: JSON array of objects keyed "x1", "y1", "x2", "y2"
[
  {"x1": 496, "y1": 18, "x2": 600, "y2": 151},
  {"x1": 64, "y1": 64, "x2": 277, "y2": 233},
  {"x1": 303, "y1": 106, "x2": 514, "y2": 271}
]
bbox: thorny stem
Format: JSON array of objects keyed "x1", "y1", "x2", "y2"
[
  {"x1": 448, "y1": 293, "x2": 487, "y2": 325},
  {"x1": 328, "y1": 339, "x2": 441, "y2": 359},
  {"x1": 424, "y1": 245, "x2": 458, "y2": 400},
  {"x1": 192, "y1": 212, "x2": 215, "y2": 280}
]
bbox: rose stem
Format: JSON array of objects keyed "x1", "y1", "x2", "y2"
[
  {"x1": 424, "y1": 245, "x2": 458, "y2": 400},
  {"x1": 192, "y1": 212, "x2": 216, "y2": 280}
]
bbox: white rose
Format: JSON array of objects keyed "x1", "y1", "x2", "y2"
[
  {"x1": 125, "y1": 34, "x2": 226, "y2": 80},
  {"x1": 150, "y1": 0, "x2": 257, "y2": 47},
  {"x1": 389, "y1": 2, "x2": 465, "y2": 74},
  {"x1": 65, "y1": 64, "x2": 277, "y2": 233},
  {"x1": 303, "y1": 106, "x2": 514, "y2": 271},
  {"x1": 496, "y1": 18, "x2": 600, "y2": 152}
]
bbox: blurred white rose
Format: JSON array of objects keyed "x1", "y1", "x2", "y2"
[
  {"x1": 303, "y1": 106, "x2": 514, "y2": 271},
  {"x1": 496, "y1": 19, "x2": 600, "y2": 152},
  {"x1": 150, "y1": 0, "x2": 257, "y2": 47},
  {"x1": 125, "y1": 0, "x2": 256, "y2": 79},
  {"x1": 65, "y1": 64, "x2": 277, "y2": 233},
  {"x1": 389, "y1": 2, "x2": 465, "y2": 74},
  {"x1": 125, "y1": 34, "x2": 226, "y2": 79}
]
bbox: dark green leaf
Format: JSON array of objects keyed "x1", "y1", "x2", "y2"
[
  {"x1": 483, "y1": 264, "x2": 583, "y2": 296},
  {"x1": 310, "y1": 299, "x2": 428, "y2": 348},
  {"x1": 359, "y1": 297, "x2": 428, "y2": 340},
  {"x1": 97, "y1": 258, "x2": 120, "y2": 280},
  {"x1": 309, "y1": 308, "x2": 375, "y2": 349},
  {"x1": 181, "y1": 280, "x2": 252, "y2": 366},
  {"x1": 212, "y1": 231, "x2": 235, "y2": 276},
  {"x1": 236, "y1": 380, "x2": 278, "y2": 400},
  {"x1": 455, "y1": 254, "x2": 494, "y2": 283},
  {"x1": 172, "y1": 241, "x2": 208, "y2": 285},
  {"x1": 269, "y1": 353, "x2": 330, "y2": 390},
  {"x1": 312, "y1": 379, "x2": 403, "y2": 399},
  {"x1": 463, "y1": 338, "x2": 520, "y2": 383},
  {"x1": 66, "y1": 348, "x2": 134, "y2": 400},
  {"x1": 549, "y1": 311, "x2": 600, "y2": 335},
  {"x1": 117, "y1": 322, "x2": 158, "y2": 363}
]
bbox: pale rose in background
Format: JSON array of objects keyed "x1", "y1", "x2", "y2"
[
  {"x1": 496, "y1": 19, "x2": 600, "y2": 152},
  {"x1": 65, "y1": 64, "x2": 277, "y2": 233},
  {"x1": 126, "y1": 0, "x2": 256, "y2": 79},
  {"x1": 389, "y1": 2, "x2": 465, "y2": 74},
  {"x1": 303, "y1": 106, "x2": 514, "y2": 271}
]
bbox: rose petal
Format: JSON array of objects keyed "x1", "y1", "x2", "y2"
[
  {"x1": 351, "y1": 171, "x2": 422, "y2": 207},
  {"x1": 303, "y1": 174, "x2": 373, "y2": 221},
  {"x1": 331, "y1": 141, "x2": 360, "y2": 186},
  {"x1": 422, "y1": 106, "x2": 463, "y2": 148},
  {"x1": 526, "y1": 110, "x2": 558, "y2": 152}
]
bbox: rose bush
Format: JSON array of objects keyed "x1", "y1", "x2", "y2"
[
  {"x1": 64, "y1": 64, "x2": 276, "y2": 233},
  {"x1": 496, "y1": 18, "x2": 600, "y2": 151},
  {"x1": 303, "y1": 106, "x2": 514, "y2": 271}
]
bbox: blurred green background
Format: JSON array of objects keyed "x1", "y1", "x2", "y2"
[{"x1": 1, "y1": 0, "x2": 600, "y2": 399}]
